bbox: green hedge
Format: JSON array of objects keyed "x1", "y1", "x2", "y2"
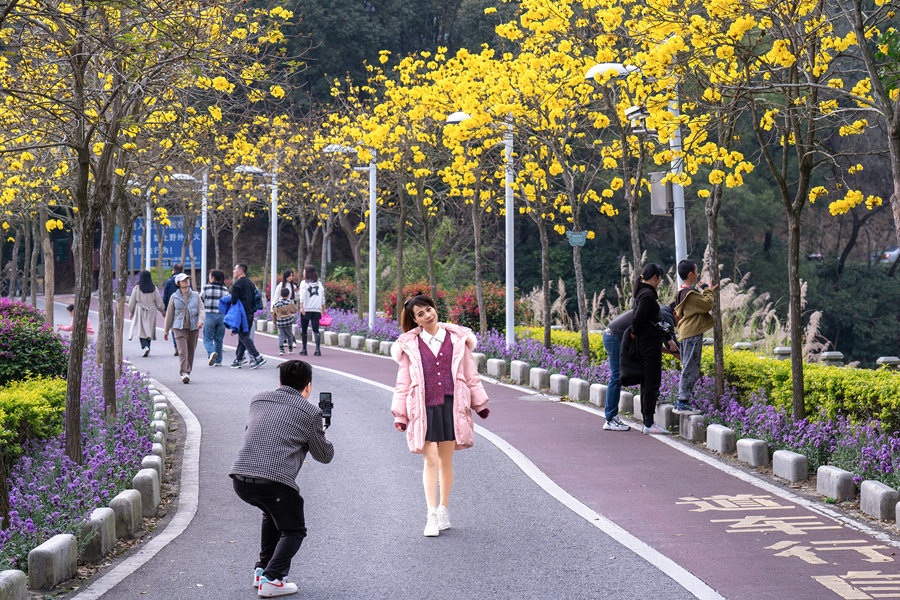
[
  {"x1": 704, "y1": 348, "x2": 900, "y2": 427},
  {"x1": 0, "y1": 376, "x2": 67, "y2": 467}
]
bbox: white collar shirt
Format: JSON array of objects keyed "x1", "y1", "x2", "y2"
[{"x1": 419, "y1": 327, "x2": 446, "y2": 357}]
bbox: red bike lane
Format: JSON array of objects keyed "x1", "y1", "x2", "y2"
[{"x1": 67, "y1": 296, "x2": 900, "y2": 600}]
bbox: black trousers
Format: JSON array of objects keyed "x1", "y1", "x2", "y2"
[
  {"x1": 636, "y1": 334, "x2": 663, "y2": 427},
  {"x1": 233, "y1": 478, "x2": 307, "y2": 581},
  {"x1": 235, "y1": 323, "x2": 260, "y2": 361}
]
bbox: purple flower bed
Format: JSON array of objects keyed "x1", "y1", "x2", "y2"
[
  {"x1": 325, "y1": 308, "x2": 402, "y2": 342},
  {"x1": 477, "y1": 330, "x2": 608, "y2": 383},
  {"x1": 0, "y1": 346, "x2": 154, "y2": 571}
]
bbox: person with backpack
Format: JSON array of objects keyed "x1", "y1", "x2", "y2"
[{"x1": 229, "y1": 263, "x2": 266, "y2": 369}]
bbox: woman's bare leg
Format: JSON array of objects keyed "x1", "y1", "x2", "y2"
[
  {"x1": 422, "y1": 442, "x2": 439, "y2": 508},
  {"x1": 437, "y1": 441, "x2": 455, "y2": 507}
]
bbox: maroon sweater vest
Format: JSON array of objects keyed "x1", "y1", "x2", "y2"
[{"x1": 418, "y1": 333, "x2": 455, "y2": 407}]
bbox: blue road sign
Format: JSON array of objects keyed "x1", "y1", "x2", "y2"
[{"x1": 123, "y1": 217, "x2": 201, "y2": 270}]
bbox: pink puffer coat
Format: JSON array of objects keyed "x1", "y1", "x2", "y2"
[{"x1": 391, "y1": 323, "x2": 489, "y2": 454}]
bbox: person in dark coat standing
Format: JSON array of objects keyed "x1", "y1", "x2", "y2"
[{"x1": 631, "y1": 263, "x2": 678, "y2": 435}]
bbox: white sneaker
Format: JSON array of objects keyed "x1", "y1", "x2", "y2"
[
  {"x1": 642, "y1": 423, "x2": 670, "y2": 435},
  {"x1": 142, "y1": 347, "x2": 150, "y2": 357},
  {"x1": 258, "y1": 576, "x2": 298, "y2": 597},
  {"x1": 423, "y1": 508, "x2": 440, "y2": 537},
  {"x1": 436, "y1": 505, "x2": 451, "y2": 530},
  {"x1": 208, "y1": 352, "x2": 218, "y2": 366},
  {"x1": 181, "y1": 373, "x2": 190, "y2": 384},
  {"x1": 253, "y1": 567, "x2": 263, "y2": 588},
  {"x1": 603, "y1": 417, "x2": 630, "y2": 431}
]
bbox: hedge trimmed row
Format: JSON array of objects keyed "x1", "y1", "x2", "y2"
[
  {"x1": 519, "y1": 327, "x2": 900, "y2": 427},
  {"x1": 0, "y1": 376, "x2": 67, "y2": 468}
]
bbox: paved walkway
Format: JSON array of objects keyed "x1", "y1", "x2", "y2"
[{"x1": 50, "y1": 297, "x2": 900, "y2": 600}]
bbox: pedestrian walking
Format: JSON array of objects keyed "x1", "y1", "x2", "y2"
[
  {"x1": 162, "y1": 263, "x2": 185, "y2": 356},
  {"x1": 229, "y1": 263, "x2": 267, "y2": 369},
  {"x1": 672, "y1": 259, "x2": 717, "y2": 415},
  {"x1": 128, "y1": 270, "x2": 165, "y2": 356},
  {"x1": 390, "y1": 294, "x2": 490, "y2": 537},
  {"x1": 297, "y1": 266, "x2": 325, "y2": 357},
  {"x1": 272, "y1": 269, "x2": 298, "y2": 304},
  {"x1": 272, "y1": 287, "x2": 298, "y2": 355},
  {"x1": 602, "y1": 305, "x2": 679, "y2": 432},
  {"x1": 630, "y1": 263, "x2": 678, "y2": 435},
  {"x1": 163, "y1": 273, "x2": 204, "y2": 384},
  {"x1": 201, "y1": 269, "x2": 229, "y2": 367},
  {"x1": 230, "y1": 360, "x2": 334, "y2": 597}
]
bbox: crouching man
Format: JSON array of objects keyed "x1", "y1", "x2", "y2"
[{"x1": 230, "y1": 360, "x2": 334, "y2": 597}]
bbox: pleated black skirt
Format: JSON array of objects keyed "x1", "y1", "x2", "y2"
[{"x1": 424, "y1": 394, "x2": 456, "y2": 443}]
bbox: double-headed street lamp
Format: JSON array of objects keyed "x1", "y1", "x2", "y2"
[
  {"x1": 446, "y1": 111, "x2": 516, "y2": 349},
  {"x1": 585, "y1": 62, "x2": 688, "y2": 275},
  {"x1": 323, "y1": 144, "x2": 378, "y2": 329},
  {"x1": 236, "y1": 165, "x2": 278, "y2": 301}
]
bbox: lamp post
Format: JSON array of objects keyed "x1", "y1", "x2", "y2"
[
  {"x1": 585, "y1": 62, "x2": 688, "y2": 273},
  {"x1": 446, "y1": 111, "x2": 516, "y2": 348},
  {"x1": 323, "y1": 144, "x2": 378, "y2": 329},
  {"x1": 236, "y1": 165, "x2": 277, "y2": 302}
]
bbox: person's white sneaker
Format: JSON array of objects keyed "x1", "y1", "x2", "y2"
[
  {"x1": 436, "y1": 505, "x2": 451, "y2": 530},
  {"x1": 208, "y1": 352, "x2": 218, "y2": 366},
  {"x1": 142, "y1": 347, "x2": 150, "y2": 357},
  {"x1": 423, "y1": 508, "x2": 440, "y2": 537},
  {"x1": 181, "y1": 373, "x2": 190, "y2": 384},
  {"x1": 603, "y1": 418, "x2": 630, "y2": 431},
  {"x1": 253, "y1": 567, "x2": 264, "y2": 588},
  {"x1": 642, "y1": 423, "x2": 670, "y2": 435},
  {"x1": 258, "y1": 576, "x2": 298, "y2": 597}
]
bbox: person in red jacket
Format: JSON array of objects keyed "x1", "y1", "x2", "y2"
[{"x1": 391, "y1": 294, "x2": 490, "y2": 537}]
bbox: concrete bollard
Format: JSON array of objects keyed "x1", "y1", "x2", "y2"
[
  {"x1": 732, "y1": 342, "x2": 752, "y2": 351},
  {"x1": 471, "y1": 352, "x2": 487, "y2": 374},
  {"x1": 589, "y1": 384, "x2": 607, "y2": 408},
  {"x1": 337, "y1": 333, "x2": 351, "y2": 348},
  {"x1": 0, "y1": 570, "x2": 26, "y2": 600},
  {"x1": 151, "y1": 420, "x2": 167, "y2": 436},
  {"x1": 380, "y1": 341, "x2": 394, "y2": 356},
  {"x1": 529, "y1": 368, "x2": 550, "y2": 390},
  {"x1": 266, "y1": 321, "x2": 277, "y2": 334},
  {"x1": 736, "y1": 438, "x2": 770, "y2": 467},
  {"x1": 27, "y1": 534, "x2": 77, "y2": 590},
  {"x1": 820, "y1": 351, "x2": 844, "y2": 367},
  {"x1": 510, "y1": 360, "x2": 531, "y2": 385},
  {"x1": 256, "y1": 320, "x2": 266, "y2": 332},
  {"x1": 773, "y1": 450, "x2": 808, "y2": 482},
  {"x1": 860, "y1": 480, "x2": 900, "y2": 521},
  {"x1": 549, "y1": 374, "x2": 568, "y2": 397},
  {"x1": 619, "y1": 391, "x2": 633, "y2": 416},
  {"x1": 79, "y1": 507, "x2": 116, "y2": 562},
  {"x1": 774, "y1": 347, "x2": 791, "y2": 360},
  {"x1": 706, "y1": 424, "x2": 736, "y2": 454},
  {"x1": 151, "y1": 442, "x2": 165, "y2": 463},
  {"x1": 350, "y1": 335, "x2": 365, "y2": 350},
  {"x1": 679, "y1": 414, "x2": 706, "y2": 442},
  {"x1": 109, "y1": 489, "x2": 143, "y2": 539},
  {"x1": 365, "y1": 339, "x2": 380, "y2": 353},
  {"x1": 486, "y1": 359, "x2": 507, "y2": 379},
  {"x1": 568, "y1": 378, "x2": 590, "y2": 402},
  {"x1": 817, "y1": 465, "x2": 857, "y2": 502},
  {"x1": 142, "y1": 455, "x2": 164, "y2": 483},
  {"x1": 632, "y1": 394, "x2": 642, "y2": 419},
  {"x1": 132, "y1": 468, "x2": 161, "y2": 517},
  {"x1": 323, "y1": 331, "x2": 338, "y2": 346},
  {"x1": 655, "y1": 403, "x2": 677, "y2": 430},
  {"x1": 877, "y1": 356, "x2": 900, "y2": 370}
]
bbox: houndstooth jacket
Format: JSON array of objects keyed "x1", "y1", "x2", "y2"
[{"x1": 230, "y1": 386, "x2": 334, "y2": 491}]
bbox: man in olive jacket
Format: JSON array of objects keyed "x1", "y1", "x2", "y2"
[{"x1": 672, "y1": 259, "x2": 717, "y2": 415}]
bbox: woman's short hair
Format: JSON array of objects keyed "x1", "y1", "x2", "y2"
[
  {"x1": 303, "y1": 265, "x2": 318, "y2": 283},
  {"x1": 400, "y1": 294, "x2": 437, "y2": 332}
]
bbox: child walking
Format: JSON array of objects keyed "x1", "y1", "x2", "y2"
[
  {"x1": 272, "y1": 286, "x2": 298, "y2": 356},
  {"x1": 391, "y1": 294, "x2": 490, "y2": 537},
  {"x1": 672, "y1": 259, "x2": 718, "y2": 415}
]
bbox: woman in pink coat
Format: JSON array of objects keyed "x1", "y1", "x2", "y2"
[{"x1": 391, "y1": 294, "x2": 490, "y2": 538}]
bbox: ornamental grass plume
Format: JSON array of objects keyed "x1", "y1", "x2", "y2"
[{"x1": 0, "y1": 345, "x2": 153, "y2": 571}]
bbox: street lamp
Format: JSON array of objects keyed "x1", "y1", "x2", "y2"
[
  {"x1": 446, "y1": 111, "x2": 516, "y2": 349},
  {"x1": 585, "y1": 62, "x2": 688, "y2": 275},
  {"x1": 235, "y1": 165, "x2": 278, "y2": 303},
  {"x1": 323, "y1": 144, "x2": 378, "y2": 329}
]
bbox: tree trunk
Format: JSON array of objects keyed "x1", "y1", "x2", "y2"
[
  {"x1": 9, "y1": 227, "x2": 21, "y2": 299},
  {"x1": 320, "y1": 220, "x2": 332, "y2": 282},
  {"x1": 787, "y1": 210, "x2": 805, "y2": 421},
  {"x1": 39, "y1": 207, "x2": 55, "y2": 326},
  {"x1": 213, "y1": 225, "x2": 221, "y2": 270},
  {"x1": 338, "y1": 211, "x2": 366, "y2": 319},
  {"x1": 21, "y1": 221, "x2": 30, "y2": 303},
  {"x1": 573, "y1": 243, "x2": 589, "y2": 356},
  {"x1": 472, "y1": 209, "x2": 487, "y2": 335},
  {"x1": 187, "y1": 229, "x2": 197, "y2": 289},
  {"x1": 395, "y1": 194, "x2": 407, "y2": 321},
  {"x1": 419, "y1": 198, "x2": 437, "y2": 300},
  {"x1": 29, "y1": 219, "x2": 39, "y2": 306},
  {"x1": 0, "y1": 453, "x2": 8, "y2": 529},
  {"x1": 537, "y1": 218, "x2": 551, "y2": 349},
  {"x1": 98, "y1": 205, "x2": 117, "y2": 420}
]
